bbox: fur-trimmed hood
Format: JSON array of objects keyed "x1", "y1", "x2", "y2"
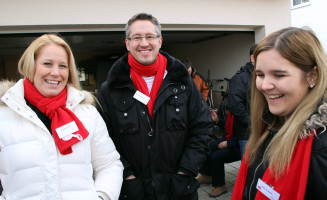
[
  {"x1": 0, "y1": 80, "x2": 15, "y2": 106},
  {"x1": 0, "y1": 79, "x2": 96, "y2": 107},
  {"x1": 302, "y1": 99, "x2": 327, "y2": 137}
]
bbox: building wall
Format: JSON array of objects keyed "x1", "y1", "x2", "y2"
[
  {"x1": 291, "y1": 0, "x2": 327, "y2": 51},
  {"x1": 165, "y1": 33, "x2": 254, "y2": 80},
  {"x1": 1, "y1": 0, "x2": 290, "y2": 41}
]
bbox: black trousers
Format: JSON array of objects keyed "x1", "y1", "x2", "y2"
[{"x1": 200, "y1": 140, "x2": 240, "y2": 187}]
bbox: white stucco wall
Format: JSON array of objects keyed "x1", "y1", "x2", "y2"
[
  {"x1": 291, "y1": 0, "x2": 327, "y2": 51},
  {"x1": 1, "y1": 0, "x2": 290, "y2": 40}
]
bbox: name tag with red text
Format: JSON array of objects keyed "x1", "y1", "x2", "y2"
[
  {"x1": 256, "y1": 178, "x2": 280, "y2": 200},
  {"x1": 56, "y1": 121, "x2": 79, "y2": 139}
]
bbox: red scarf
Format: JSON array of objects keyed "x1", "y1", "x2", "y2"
[
  {"x1": 128, "y1": 53, "x2": 167, "y2": 118},
  {"x1": 225, "y1": 111, "x2": 234, "y2": 140},
  {"x1": 24, "y1": 79, "x2": 89, "y2": 155},
  {"x1": 231, "y1": 131, "x2": 314, "y2": 200}
]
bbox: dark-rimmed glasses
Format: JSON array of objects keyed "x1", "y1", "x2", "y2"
[{"x1": 126, "y1": 35, "x2": 160, "y2": 42}]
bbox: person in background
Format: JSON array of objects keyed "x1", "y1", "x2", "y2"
[
  {"x1": 0, "y1": 34, "x2": 123, "y2": 200},
  {"x1": 197, "y1": 110, "x2": 240, "y2": 197},
  {"x1": 97, "y1": 13, "x2": 212, "y2": 200},
  {"x1": 227, "y1": 43, "x2": 258, "y2": 160},
  {"x1": 182, "y1": 58, "x2": 209, "y2": 101},
  {"x1": 232, "y1": 27, "x2": 327, "y2": 200}
]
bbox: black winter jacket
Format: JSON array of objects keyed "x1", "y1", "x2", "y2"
[
  {"x1": 305, "y1": 128, "x2": 327, "y2": 199},
  {"x1": 227, "y1": 62, "x2": 253, "y2": 140},
  {"x1": 97, "y1": 51, "x2": 212, "y2": 200},
  {"x1": 245, "y1": 109, "x2": 327, "y2": 200}
]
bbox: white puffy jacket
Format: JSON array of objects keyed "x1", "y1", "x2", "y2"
[{"x1": 0, "y1": 79, "x2": 123, "y2": 200}]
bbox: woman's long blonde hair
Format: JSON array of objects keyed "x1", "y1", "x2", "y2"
[
  {"x1": 245, "y1": 27, "x2": 327, "y2": 178},
  {"x1": 18, "y1": 33, "x2": 81, "y2": 90}
]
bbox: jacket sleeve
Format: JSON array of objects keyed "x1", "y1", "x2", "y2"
[
  {"x1": 178, "y1": 81, "x2": 213, "y2": 176},
  {"x1": 227, "y1": 74, "x2": 249, "y2": 125},
  {"x1": 91, "y1": 106, "x2": 123, "y2": 200}
]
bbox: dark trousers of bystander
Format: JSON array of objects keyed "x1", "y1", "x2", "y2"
[{"x1": 200, "y1": 140, "x2": 241, "y2": 187}]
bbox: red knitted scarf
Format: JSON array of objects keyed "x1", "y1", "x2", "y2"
[
  {"x1": 128, "y1": 53, "x2": 167, "y2": 118},
  {"x1": 231, "y1": 132, "x2": 314, "y2": 200},
  {"x1": 24, "y1": 78, "x2": 89, "y2": 155}
]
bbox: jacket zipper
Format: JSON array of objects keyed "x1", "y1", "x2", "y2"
[
  {"x1": 249, "y1": 160, "x2": 263, "y2": 200},
  {"x1": 144, "y1": 104, "x2": 153, "y2": 136}
]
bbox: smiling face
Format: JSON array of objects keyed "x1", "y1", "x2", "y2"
[
  {"x1": 125, "y1": 20, "x2": 162, "y2": 66},
  {"x1": 255, "y1": 49, "x2": 314, "y2": 119},
  {"x1": 33, "y1": 43, "x2": 69, "y2": 97}
]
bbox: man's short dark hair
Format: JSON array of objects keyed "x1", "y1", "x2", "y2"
[
  {"x1": 181, "y1": 57, "x2": 192, "y2": 68},
  {"x1": 249, "y1": 43, "x2": 258, "y2": 56},
  {"x1": 125, "y1": 13, "x2": 161, "y2": 38}
]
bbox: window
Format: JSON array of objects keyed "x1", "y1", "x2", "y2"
[{"x1": 292, "y1": 0, "x2": 310, "y2": 9}]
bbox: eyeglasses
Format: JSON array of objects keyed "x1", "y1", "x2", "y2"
[{"x1": 126, "y1": 35, "x2": 160, "y2": 42}]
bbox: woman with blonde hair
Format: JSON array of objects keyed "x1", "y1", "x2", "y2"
[
  {"x1": 231, "y1": 27, "x2": 327, "y2": 200},
  {"x1": 0, "y1": 33, "x2": 123, "y2": 200}
]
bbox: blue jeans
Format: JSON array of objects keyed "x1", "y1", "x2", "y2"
[{"x1": 239, "y1": 140, "x2": 248, "y2": 160}]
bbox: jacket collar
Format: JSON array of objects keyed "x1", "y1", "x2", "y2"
[
  {"x1": 0, "y1": 79, "x2": 25, "y2": 107},
  {"x1": 243, "y1": 62, "x2": 254, "y2": 73},
  {"x1": 302, "y1": 99, "x2": 327, "y2": 136},
  {"x1": 107, "y1": 50, "x2": 190, "y2": 88}
]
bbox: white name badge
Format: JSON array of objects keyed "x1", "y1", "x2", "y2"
[
  {"x1": 256, "y1": 178, "x2": 280, "y2": 200},
  {"x1": 56, "y1": 121, "x2": 79, "y2": 139},
  {"x1": 133, "y1": 90, "x2": 150, "y2": 105}
]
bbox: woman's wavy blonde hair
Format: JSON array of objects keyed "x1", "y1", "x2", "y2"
[
  {"x1": 18, "y1": 33, "x2": 81, "y2": 90},
  {"x1": 246, "y1": 27, "x2": 327, "y2": 178}
]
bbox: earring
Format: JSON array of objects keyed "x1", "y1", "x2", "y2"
[{"x1": 310, "y1": 83, "x2": 316, "y2": 88}]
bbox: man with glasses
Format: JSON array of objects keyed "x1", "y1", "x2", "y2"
[{"x1": 97, "y1": 13, "x2": 212, "y2": 200}]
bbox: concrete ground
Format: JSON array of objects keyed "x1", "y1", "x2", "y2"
[{"x1": 198, "y1": 160, "x2": 241, "y2": 200}]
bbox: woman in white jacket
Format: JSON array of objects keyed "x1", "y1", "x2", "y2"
[{"x1": 0, "y1": 34, "x2": 123, "y2": 200}]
